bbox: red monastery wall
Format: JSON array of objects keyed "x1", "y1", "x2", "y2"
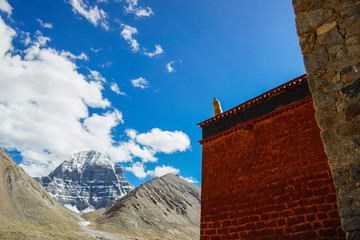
[{"x1": 200, "y1": 99, "x2": 345, "y2": 239}]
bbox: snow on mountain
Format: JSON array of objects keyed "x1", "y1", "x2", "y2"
[{"x1": 35, "y1": 150, "x2": 134, "y2": 212}]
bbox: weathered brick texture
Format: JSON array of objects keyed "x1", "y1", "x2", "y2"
[{"x1": 200, "y1": 99, "x2": 345, "y2": 239}]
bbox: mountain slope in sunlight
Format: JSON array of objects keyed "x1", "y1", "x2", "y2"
[
  {"x1": 83, "y1": 173, "x2": 201, "y2": 240},
  {"x1": 0, "y1": 149, "x2": 91, "y2": 239}
]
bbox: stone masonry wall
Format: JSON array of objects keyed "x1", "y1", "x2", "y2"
[
  {"x1": 293, "y1": 1, "x2": 360, "y2": 239},
  {"x1": 200, "y1": 99, "x2": 345, "y2": 239}
]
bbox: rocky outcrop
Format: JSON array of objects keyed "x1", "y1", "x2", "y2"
[
  {"x1": 84, "y1": 174, "x2": 201, "y2": 240},
  {"x1": 293, "y1": 0, "x2": 360, "y2": 238},
  {"x1": 35, "y1": 150, "x2": 134, "y2": 212}
]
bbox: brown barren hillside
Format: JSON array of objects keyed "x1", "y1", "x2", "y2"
[
  {"x1": 0, "y1": 149, "x2": 88, "y2": 239},
  {"x1": 83, "y1": 174, "x2": 201, "y2": 240}
]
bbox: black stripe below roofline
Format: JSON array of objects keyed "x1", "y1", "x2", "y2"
[{"x1": 201, "y1": 81, "x2": 311, "y2": 139}]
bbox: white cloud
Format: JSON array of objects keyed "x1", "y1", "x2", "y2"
[
  {"x1": 99, "y1": 61, "x2": 112, "y2": 68},
  {"x1": 125, "y1": 129, "x2": 137, "y2": 139},
  {"x1": 110, "y1": 82, "x2": 126, "y2": 95},
  {"x1": 0, "y1": 16, "x2": 115, "y2": 176},
  {"x1": 147, "y1": 165, "x2": 180, "y2": 178},
  {"x1": 0, "y1": 16, "x2": 191, "y2": 179},
  {"x1": 88, "y1": 70, "x2": 106, "y2": 82},
  {"x1": 68, "y1": 0, "x2": 109, "y2": 30},
  {"x1": 124, "y1": 0, "x2": 153, "y2": 18},
  {"x1": 180, "y1": 176, "x2": 199, "y2": 184},
  {"x1": 124, "y1": 128, "x2": 192, "y2": 163},
  {"x1": 100, "y1": 22, "x2": 109, "y2": 31},
  {"x1": 125, "y1": 0, "x2": 137, "y2": 12},
  {"x1": 126, "y1": 164, "x2": 180, "y2": 179},
  {"x1": 121, "y1": 141, "x2": 157, "y2": 162},
  {"x1": 166, "y1": 60, "x2": 175, "y2": 73},
  {"x1": 120, "y1": 25, "x2": 162, "y2": 57},
  {"x1": 90, "y1": 47, "x2": 102, "y2": 53},
  {"x1": 125, "y1": 162, "x2": 147, "y2": 179},
  {"x1": 135, "y1": 7, "x2": 153, "y2": 17},
  {"x1": 61, "y1": 50, "x2": 88, "y2": 61},
  {"x1": 0, "y1": 16, "x2": 15, "y2": 55},
  {"x1": 36, "y1": 18, "x2": 53, "y2": 29},
  {"x1": 144, "y1": 44, "x2": 163, "y2": 58},
  {"x1": 120, "y1": 24, "x2": 139, "y2": 52},
  {"x1": 131, "y1": 77, "x2": 148, "y2": 89},
  {"x1": 84, "y1": 109, "x2": 124, "y2": 134},
  {"x1": 20, "y1": 31, "x2": 31, "y2": 46},
  {"x1": 136, "y1": 128, "x2": 191, "y2": 154},
  {"x1": 0, "y1": 0, "x2": 12, "y2": 15},
  {"x1": 33, "y1": 30, "x2": 50, "y2": 47}
]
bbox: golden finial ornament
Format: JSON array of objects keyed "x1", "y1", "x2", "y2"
[{"x1": 212, "y1": 97, "x2": 223, "y2": 116}]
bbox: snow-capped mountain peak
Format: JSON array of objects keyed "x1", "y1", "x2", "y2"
[
  {"x1": 62, "y1": 150, "x2": 115, "y2": 173},
  {"x1": 35, "y1": 150, "x2": 134, "y2": 212}
]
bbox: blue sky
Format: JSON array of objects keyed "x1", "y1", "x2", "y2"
[{"x1": 0, "y1": 0, "x2": 305, "y2": 188}]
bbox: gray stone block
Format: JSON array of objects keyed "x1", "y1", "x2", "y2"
[
  {"x1": 333, "y1": 169, "x2": 348, "y2": 185},
  {"x1": 350, "y1": 165, "x2": 360, "y2": 182},
  {"x1": 341, "y1": 78, "x2": 360, "y2": 100},
  {"x1": 340, "y1": 207, "x2": 360, "y2": 217},
  {"x1": 347, "y1": 231, "x2": 360, "y2": 240},
  {"x1": 318, "y1": 30, "x2": 344, "y2": 45},
  {"x1": 342, "y1": 216, "x2": 360, "y2": 231},
  {"x1": 313, "y1": 91, "x2": 337, "y2": 110},
  {"x1": 324, "y1": 82, "x2": 344, "y2": 92},
  {"x1": 304, "y1": 47, "x2": 329, "y2": 73}
]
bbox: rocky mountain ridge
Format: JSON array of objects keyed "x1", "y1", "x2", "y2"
[
  {"x1": 35, "y1": 150, "x2": 134, "y2": 212},
  {"x1": 83, "y1": 173, "x2": 201, "y2": 240}
]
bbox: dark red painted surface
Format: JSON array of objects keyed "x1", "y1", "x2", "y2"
[{"x1": 200, "y1": 99, "x2": 345, "y2": 240}]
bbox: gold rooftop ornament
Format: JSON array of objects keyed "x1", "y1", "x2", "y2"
[{"x1": 212, "y1": 97, "x2": 223, "y2": 116}]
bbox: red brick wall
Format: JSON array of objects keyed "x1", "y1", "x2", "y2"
[{"x1": 200, "y1": 99, "x2": 345, "y2": 240}]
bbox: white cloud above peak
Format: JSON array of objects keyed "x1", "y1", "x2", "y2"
[
  {"x1": 147, "y1": 165, "x2": 180, "y2": 178},
  {"x1": 144, "y1": 44, "x2": 163, "y2": 58},
  {"x1": 125, "y1": 162, "x2": 147, "y2": 179},
  {"x1": 131, "y1": 77, "x2": 148, "y2": 89},
  {"x1": 125, "y1": 163, "x2": 197, "y2": 184},
  {"x1": 136, "y1": 128, "x2": 191, "y2": 154},
  {"x1": 180, "y1": 176, "x2": 199, "y2": 184},
  {"x1": 121, "y1": 128, "x2": 191, "y2": 164},
  {"x1": 68, "y1": 0, "x2": 109, "y2": 30},
  {"x1": 0, "y1": 0, "x2": 12, "y2": 15},
  {"x1": 125, "y1": 163, "x2": 179, "y2": 179}
]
